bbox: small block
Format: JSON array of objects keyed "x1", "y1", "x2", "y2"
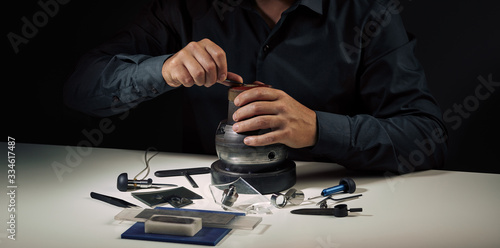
[{"x1": 145, "y1": 215, "x2": 202, "y2": 237}]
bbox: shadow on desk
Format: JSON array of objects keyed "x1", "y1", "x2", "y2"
[{"x1": 295, "y1": 161, "x2": 451, "y2": 187}]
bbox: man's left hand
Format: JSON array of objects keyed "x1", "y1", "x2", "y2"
[{"x1": 232, "y1": 85, "x2": 317, "y2": 149}]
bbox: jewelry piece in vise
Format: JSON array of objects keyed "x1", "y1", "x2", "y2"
[
  {"x1": 271, "y1": 188, "x2": 305, "y2": 208},
  {"x1": 221, "y1": 185, "x2": 239, "y2": 209}
]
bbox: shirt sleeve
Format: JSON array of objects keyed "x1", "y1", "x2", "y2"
[
  {"x1": 63, "y1": 0, "x2": 182, "y2": 117},
  {"x1": 308, "y1": 2, "x2": 447, "y2": 174}
]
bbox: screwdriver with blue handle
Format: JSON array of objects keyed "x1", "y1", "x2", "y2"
[{"x1": 308, "y1": 178, "x2": 356, "y2": 200}]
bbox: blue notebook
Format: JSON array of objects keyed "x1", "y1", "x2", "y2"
[{"x1": 121, "y1": 207, "x2": 244, "y2": 246}]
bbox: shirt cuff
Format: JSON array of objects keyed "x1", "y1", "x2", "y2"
[
  {"x1": 135, "y1": 54, "x2": 173, "y2": 96},
  {"x1": 309, "y1": 111, "x2": 351, "y2": 160}
]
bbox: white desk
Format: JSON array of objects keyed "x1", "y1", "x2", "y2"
[{"x1": 1, "y1": 143, "x2": 499, "y2": 247}]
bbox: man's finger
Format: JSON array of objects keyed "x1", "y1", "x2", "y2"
[
  {"x1": 243, "y1": 131, "x2": 282, "y2": 147},
  {"x1": 226, "y1": 72, "x2": 244, "y2": 83},
  {"x1": 166, "y1": 63, "x2": 193, "y2": 87},
  {"x1": 233, "y1": 115, "x2": 280, "y2": 134},
  {"x1": 202, "y1": 39, "x2": 228, "y2": 82},
  {"x1": 191, "y1": 46, "x2": 219, "y2": 87},
  {"x1": 234, "y1": 87, "x2": 281, "y2": 107},
  {"x1": 182, "y1": 54, "x2": 209, "y2": 86},
  {"x1": 233, "y1": 102, "x2": 278, "y2": 122}
]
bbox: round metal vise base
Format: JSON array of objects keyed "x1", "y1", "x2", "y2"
[{"x1": 211, "y1": 159, "x2": 296, "y2": 195}]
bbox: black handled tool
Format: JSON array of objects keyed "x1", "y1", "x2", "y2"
[
  {"x1": 90, "y1": 192, "x2": 139, "y2": 208},
  {"x1": 117, "y1": 173, "x2": 177, "y2": 192},
  {"x1": 155, "y1": 167, "x2": 211, "y2": 188},
  {"x1": 291, "y1": 204, "x2": 362, "y2": 217}
]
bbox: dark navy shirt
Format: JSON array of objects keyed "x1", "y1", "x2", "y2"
[{"x1": 65, "y1": 0, "x2": 447, "y2": 174}]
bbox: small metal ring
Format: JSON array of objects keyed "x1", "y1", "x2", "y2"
[
  {"x1": 271, "y1": 192, "x2": 288, "y2": 208},
  {"x1": 271, "y1": 188, "x2": 305, "y2": 208},
  {"x1": 285, "y1": 188, "x2": 304, "y2": 206},
  {"x1": 221, "y1": 185, "x2": 238, "y2": 208}
]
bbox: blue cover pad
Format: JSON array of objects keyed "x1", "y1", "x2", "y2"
[{"x1": 121, "y1": 207, "x2": 244, "y2": 246}]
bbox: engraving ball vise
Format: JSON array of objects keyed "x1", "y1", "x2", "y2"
[{"x1": 211, "y1": 84, "x2": 296, "y2": 194}]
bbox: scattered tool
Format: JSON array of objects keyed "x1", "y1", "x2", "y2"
[
  {"x1": 132, "y1": 187, "x2": 203, "y2": 208},
  {"x1": 271, "y1": 188, "x2": 305, "y2": 208},
  {"x1": 90, "y1": 192, "x2": 139, "y2": 208},
  {"x1": 218, "y1": 79, "x2": 245, "y2": 87},
  {"x1": 291, "y1": 204, "x2": 363, "y2": 217},
  {"x1": 155, "y1": 167, "x2": 211, "y2": 188},
  {"x1": 317, "y1": 194, "x2": 363, "y2": 208},
  {"x1": 221, "y1": 185, "x2": 239, "y2": 209},
  {"x1": 308, "y1": 177, "x2": 356, "y2": 200},
  {"x1": 117, "y1": 173, "x2": 177, "y2": 192}
]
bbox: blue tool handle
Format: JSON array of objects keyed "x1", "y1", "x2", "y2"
[{"x1": 321, "y1": 184, "x2": 345, "y2": 196}]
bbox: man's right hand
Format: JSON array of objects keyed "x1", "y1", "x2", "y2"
[{"x1": 162, "y1": 38, "x2": 243, "y2": 87}]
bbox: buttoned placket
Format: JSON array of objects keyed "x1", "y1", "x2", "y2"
[{"x1": 254, "y1": 3, "x2": 301, "y2": 80}]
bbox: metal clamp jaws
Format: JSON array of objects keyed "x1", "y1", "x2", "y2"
[{"x1": 271, "y1": 188, "x2": 305, "y2": 208}]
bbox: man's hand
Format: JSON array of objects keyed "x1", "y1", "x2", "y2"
[
  {"x1": 162, "y1": 38, "x2": 242, "y2": 87},
  {"x1": 232, "y1": 85, "x2": 318, "y2": 149}
]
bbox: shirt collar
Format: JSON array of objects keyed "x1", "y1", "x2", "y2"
[
  {"x1": 297, "y1": 0, "x2": 323, "y2": 15},
  {"x1": 241, "y1": 0, "x2": 324, "y2": 15}
]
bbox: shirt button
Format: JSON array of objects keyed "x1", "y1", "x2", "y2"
[{"x1": 263, "y1": 44, "x2": 270, "y2": 53}]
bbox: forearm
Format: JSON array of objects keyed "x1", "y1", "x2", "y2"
[
  {"x1": 310, "y1": 112, "x2": 447, "y2": 174},
  {"x1": 64, "y1": 52, "x2": 173, "y2": 117},
  {"x1": 63, "y1": 0, "x2": 188, "y2": 117}
]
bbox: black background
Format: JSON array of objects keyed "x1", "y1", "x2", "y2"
[{"x1": 4, "y1": 1, "x2": 500, "y2": 173}]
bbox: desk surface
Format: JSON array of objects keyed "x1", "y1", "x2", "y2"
[{"x1": 1, "y1": 143, "x2": 499, "y2": 248}]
